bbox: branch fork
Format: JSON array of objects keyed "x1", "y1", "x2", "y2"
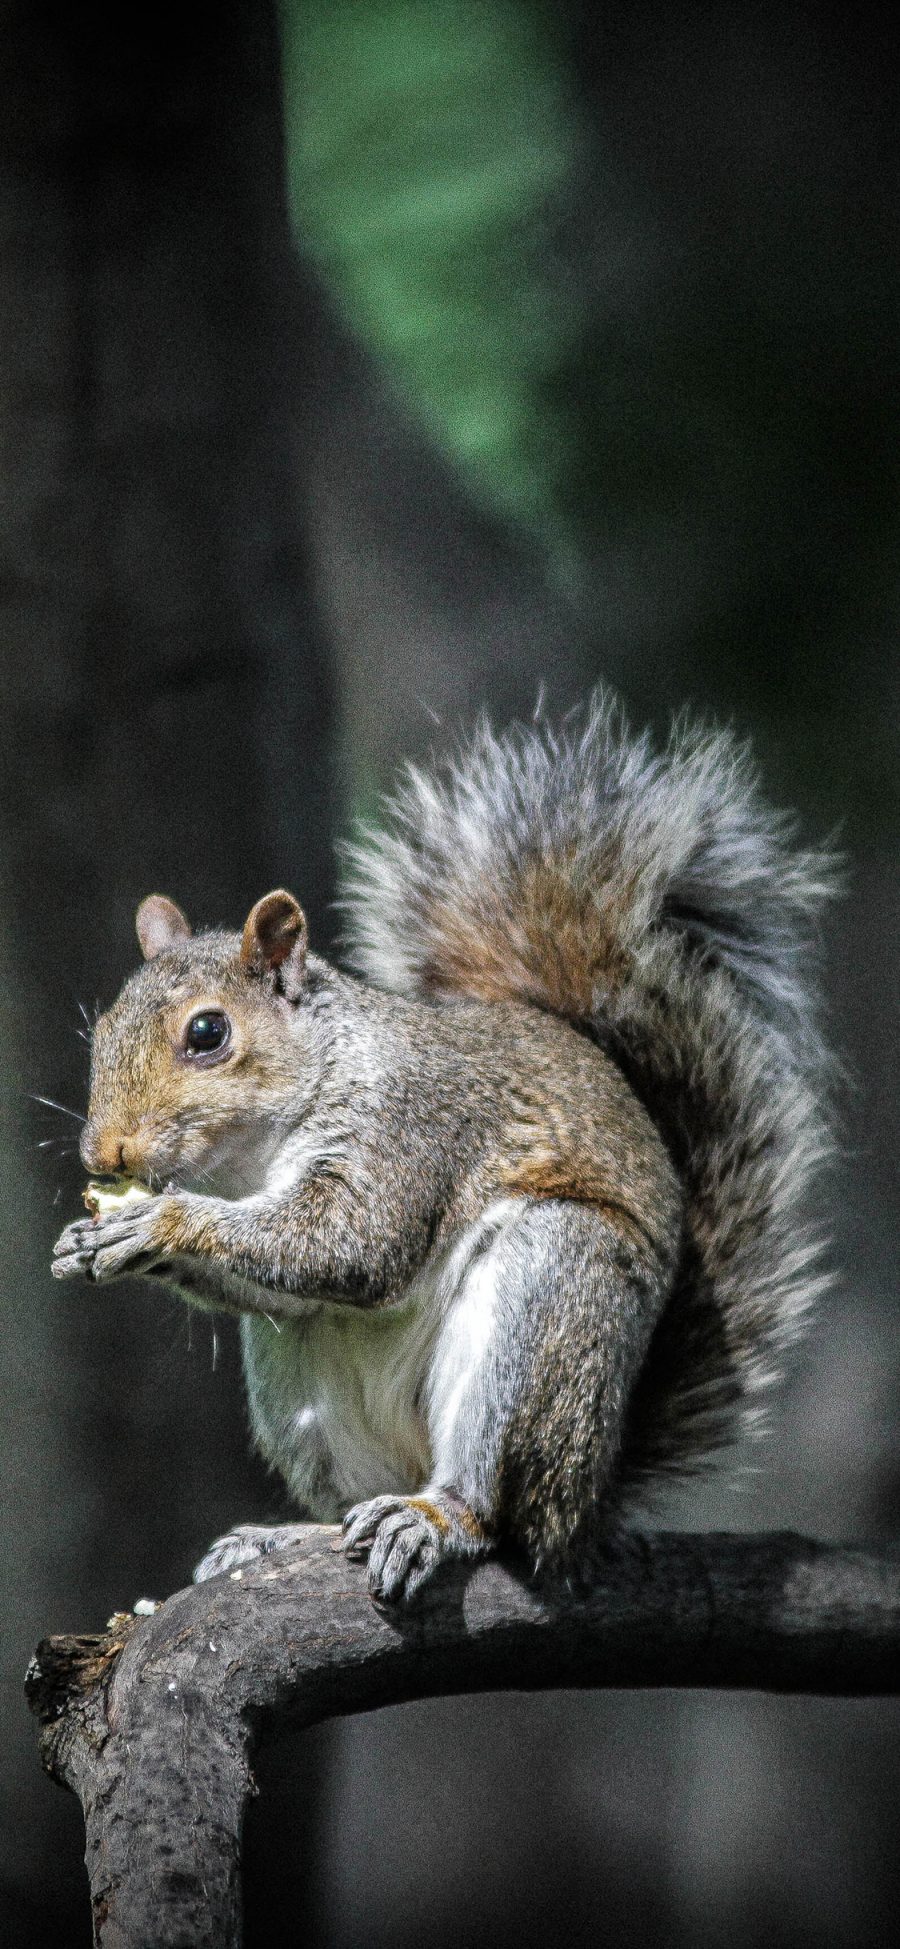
[{"x1": 27, "y1": 1525, "x2": 900, "y2": 1948}]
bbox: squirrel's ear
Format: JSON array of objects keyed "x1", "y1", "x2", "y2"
[
  {"x1": 136, "y1": 895, "x2": 193, "y2": 960},
  {"x1": 240, "y1": 890, "x2": 308, "y2": 1000}
]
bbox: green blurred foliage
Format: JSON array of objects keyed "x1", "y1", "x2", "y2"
[
  {"x1": 280, "y1": 2, "x2": 898, "y2": 834},
  {"x1": 280, "y1": 0, "x2": 582, "y2": 544}
]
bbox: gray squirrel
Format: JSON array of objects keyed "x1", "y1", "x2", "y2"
[{"x1": 52, "y1": 697, "x2": 835, "y2": 1601}]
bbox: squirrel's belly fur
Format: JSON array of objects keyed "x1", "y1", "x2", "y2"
[{"x1": 241, "y1": 1199, "x2": 522, "y2": 1517}]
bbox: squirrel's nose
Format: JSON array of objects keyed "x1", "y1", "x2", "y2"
[{"x1": 80, "y1": 1126, "x2": 126, "y2": 1175}]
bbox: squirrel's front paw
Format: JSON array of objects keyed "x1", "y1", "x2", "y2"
[
  {"x1": 341, "y1": 1491, "x2": 489, "y2": 1604},
  {"x1": 51, "y1": 1198, "x2": 170, "y2": 1284}
]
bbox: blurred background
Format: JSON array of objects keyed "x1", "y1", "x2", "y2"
[{"x1": 1, "y1": 2, "x2": 898, "y2": 1943}]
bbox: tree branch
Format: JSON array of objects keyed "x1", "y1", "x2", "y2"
[{"x1": 26, "y1": 1525, "x2": 900, "y2": 1949}]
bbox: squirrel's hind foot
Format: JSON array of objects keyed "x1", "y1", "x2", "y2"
[
  {"x1": 341, "y1": 1490, "x2": 490, "y2": 1604},
  {"x1": 192, "y1": 1522, "x2": 311, "y2": 1584}
]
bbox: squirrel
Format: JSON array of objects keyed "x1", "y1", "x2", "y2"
[{"x1": 52, "y1": 696, "x2": 835, "y2": 1602}]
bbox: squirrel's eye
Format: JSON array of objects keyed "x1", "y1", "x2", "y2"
[{"x1": 183, "y1": 1011, "x2": 231, "y2": 1057}]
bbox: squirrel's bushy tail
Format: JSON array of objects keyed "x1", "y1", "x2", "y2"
[{"x1": 343, "y1": 695, "x2": 837, "y2": 1479}]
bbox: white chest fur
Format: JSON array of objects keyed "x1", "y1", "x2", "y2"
[{"x1": 240, "y1": 1200, "x2": 520, "y2": 1520}]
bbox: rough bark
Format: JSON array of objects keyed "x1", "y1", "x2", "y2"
[{"x1": 26, "y1": 1525, "x2": 900, "y2": 1948}]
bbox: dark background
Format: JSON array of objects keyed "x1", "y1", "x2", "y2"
[{"x1": 1, "y1": 3, "x2": 897, "y2": 1944}]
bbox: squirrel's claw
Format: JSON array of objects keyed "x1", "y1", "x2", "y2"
[
  {"x1": 342, "y1": 1491, "x2": 489, "y2": 1604},
  {"x1": 367, "y1": 1509, "x2": 438, "y2": 1603},
  {"x1": 343, "y1": 1496, "x2": 437, "y2": 1602},
  {"x1": 51, "y1": 1203, "x2": 166, "y2": 1283},
  {"x1": 193, "y1": 1522, "x2": 311, "y2": 1584},
  {"x1": 51, "y1": 1217, "x2": 98, "y2": 1280},
  {"x1": 341, "y1": 1494, "x2": 400, "y2": 1557}
]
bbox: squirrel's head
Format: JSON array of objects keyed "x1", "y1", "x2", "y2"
[{"x1": 81, "y1": 891, "x2": 317, "y2": 1189}]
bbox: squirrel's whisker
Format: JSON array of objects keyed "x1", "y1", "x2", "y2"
[{"x1": 30, "y1": 1094, "x2": 86, "y2": 1123}]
